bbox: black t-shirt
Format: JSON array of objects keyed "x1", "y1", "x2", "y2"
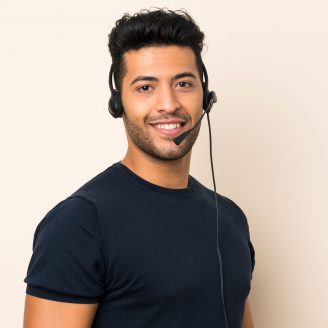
[{"x1": 24, "y1": 161, "x2": 255, "y2": 328}]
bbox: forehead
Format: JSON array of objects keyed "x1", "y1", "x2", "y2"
[{"x1": 122, "y1": 46, "x2": 200, "y2": 81}]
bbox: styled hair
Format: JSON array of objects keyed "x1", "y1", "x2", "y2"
[{"x1": 108, "y1": 8, "x2": 205, "y2": 91}]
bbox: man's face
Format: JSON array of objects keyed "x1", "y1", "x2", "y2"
[{"x1": 121, "y1": 46, "x2": 203, "y2": 161}]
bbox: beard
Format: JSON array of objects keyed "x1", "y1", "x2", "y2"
[{"x1": 122, "y1": 112, "x2": 201, "y2": 161}]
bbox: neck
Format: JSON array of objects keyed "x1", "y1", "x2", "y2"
[{"x1": 121, "y1": 148, "x2": 191, "y2": 189}]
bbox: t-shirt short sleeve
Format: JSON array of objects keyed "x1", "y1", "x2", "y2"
[
  {"x1": 243, "y1": 211, "x2": 256, "y2": 280},
  {"x1": 248, "y1": 238, "x2": 256, "y2": 280},
  {"x1": 224, "y1": 195, "x2": 256, "y2": 281},
  {"x1": 24, "y1": 196, "x2": 105, "y2": 303}
]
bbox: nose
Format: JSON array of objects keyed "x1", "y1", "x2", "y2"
[{"x1": 155, "y1": 85, "x2": 181, "y2": 113}]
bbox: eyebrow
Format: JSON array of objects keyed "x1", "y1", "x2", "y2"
[{"x1": 130, "y1": 72, "x2": 197, "y2": 86}]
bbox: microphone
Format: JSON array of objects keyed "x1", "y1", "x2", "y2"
[{"x1": 173, "y1": 111, "x2": 206, "y2": 145}]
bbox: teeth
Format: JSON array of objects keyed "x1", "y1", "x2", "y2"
[{"x1": 155, "y1": 123, "x2": 182, "y2": 130}]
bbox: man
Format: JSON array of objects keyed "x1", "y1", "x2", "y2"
[{"x1": 24, "y1": 9, "x2": 255, "y2": 328}]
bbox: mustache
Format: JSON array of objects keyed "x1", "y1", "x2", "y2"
[{"x1": 145, "y1": 112, "x2": 190, "y2": 123}]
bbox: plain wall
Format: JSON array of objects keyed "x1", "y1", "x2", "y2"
[{"x1": 1, "y1": 0, "x2": 327, "y2": 327}]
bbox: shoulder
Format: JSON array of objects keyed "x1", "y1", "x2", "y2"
[
  {"x1": 190, "y1": 175, "x2": 249, "y2": 225},
  {"x1": 219, "y1": 194, "x2": 247, "y2": 220},
  {"x1": 33, "y1": 162, "x2": 128, "y2": 243},
  {"x1": 33, "y1": 196, "x2": 100, "y2": 246},
  {"x1": 67, "y1": 162, "x2": 126, "y2": 203}
]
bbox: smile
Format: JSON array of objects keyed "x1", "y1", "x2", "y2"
[
  {"x1": 154, "y1": 123, "x2": 182, "y2": 130},
  {"x1": 150, "y1": 122, "x2": 186, "y2": 137}
]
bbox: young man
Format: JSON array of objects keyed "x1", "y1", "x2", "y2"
[{"x1": 24, "y1": 9, "x2": 255, "y2": 328}]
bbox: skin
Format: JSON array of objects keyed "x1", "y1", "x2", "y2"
[
  {"x1": 243, "y1": 298, "x2": 255, "y2": 328},
  {"x1": 23, "y1": 45, "x2": 254, "y2": 327},
  {"x1": 23, "y1": 295, "x2": 98, "y2": 328}
]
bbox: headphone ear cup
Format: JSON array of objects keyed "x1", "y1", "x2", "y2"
[
  {"x1": 201, "y1": 63, "x2": 217, "y2": 113},
  {"x1": 203, "y1": 90, "x2": 217, "y2": 114},
  {"x1": 108, "y1": 90, "x2": 123, "y2": 118}
]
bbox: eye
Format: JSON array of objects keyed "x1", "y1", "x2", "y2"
[
  {"x1": 176, "y1": 81, "x2": 192, "y2": 88},
  {"x1": 137, "y1": 85, "x2": 153, "y2": 93}
]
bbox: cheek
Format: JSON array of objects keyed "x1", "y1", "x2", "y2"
[
  {"x1": 122, "y1": 98, "x2": 145, "y2": 122},
  {"x1": 122, "y1": 90, "x2": 154, "y2": 117},
  {"x1": 179, "y1": 93, "x2": 203, "y2": 117},
  {"x1": 178, "y1": 88, "x2": 203, "y2": 105}
]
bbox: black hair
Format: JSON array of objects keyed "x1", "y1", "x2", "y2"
[{"x1": 108, "y1": 8, "x2": 205, "y2": 91}]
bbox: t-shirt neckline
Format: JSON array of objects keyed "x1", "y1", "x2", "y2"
[{"x1": 114, "y1": 161, "x2": 194, "y2": 195}]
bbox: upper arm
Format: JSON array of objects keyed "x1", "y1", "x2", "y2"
[
  {"x1": 24, "y1": 197, "x2": 105, "y2": 305},
  {"x1": 23, "y1": 197, "x2": 105, "y2": 327},
  {"x1": 24, "y1": 295, "x2": 99, "y2": 328},
  {"x1": 242, "y1": 297, "x2": 255, "y2": 328}
]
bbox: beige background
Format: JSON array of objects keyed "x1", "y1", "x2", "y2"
[{"x1": 1, "y1": 0, "x2": 327, "y2": 327}]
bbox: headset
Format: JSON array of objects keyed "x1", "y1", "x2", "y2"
[
  {"x1": 108, "y1": 62, "x2": 217, "y2": 118},
  {"x1": 107, "y1": 62, "x2": 230, "y2": 328}
]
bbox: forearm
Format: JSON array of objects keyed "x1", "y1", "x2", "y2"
[{"x1": 242, "y1": 297, "x2": 255, "y2": 328}]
